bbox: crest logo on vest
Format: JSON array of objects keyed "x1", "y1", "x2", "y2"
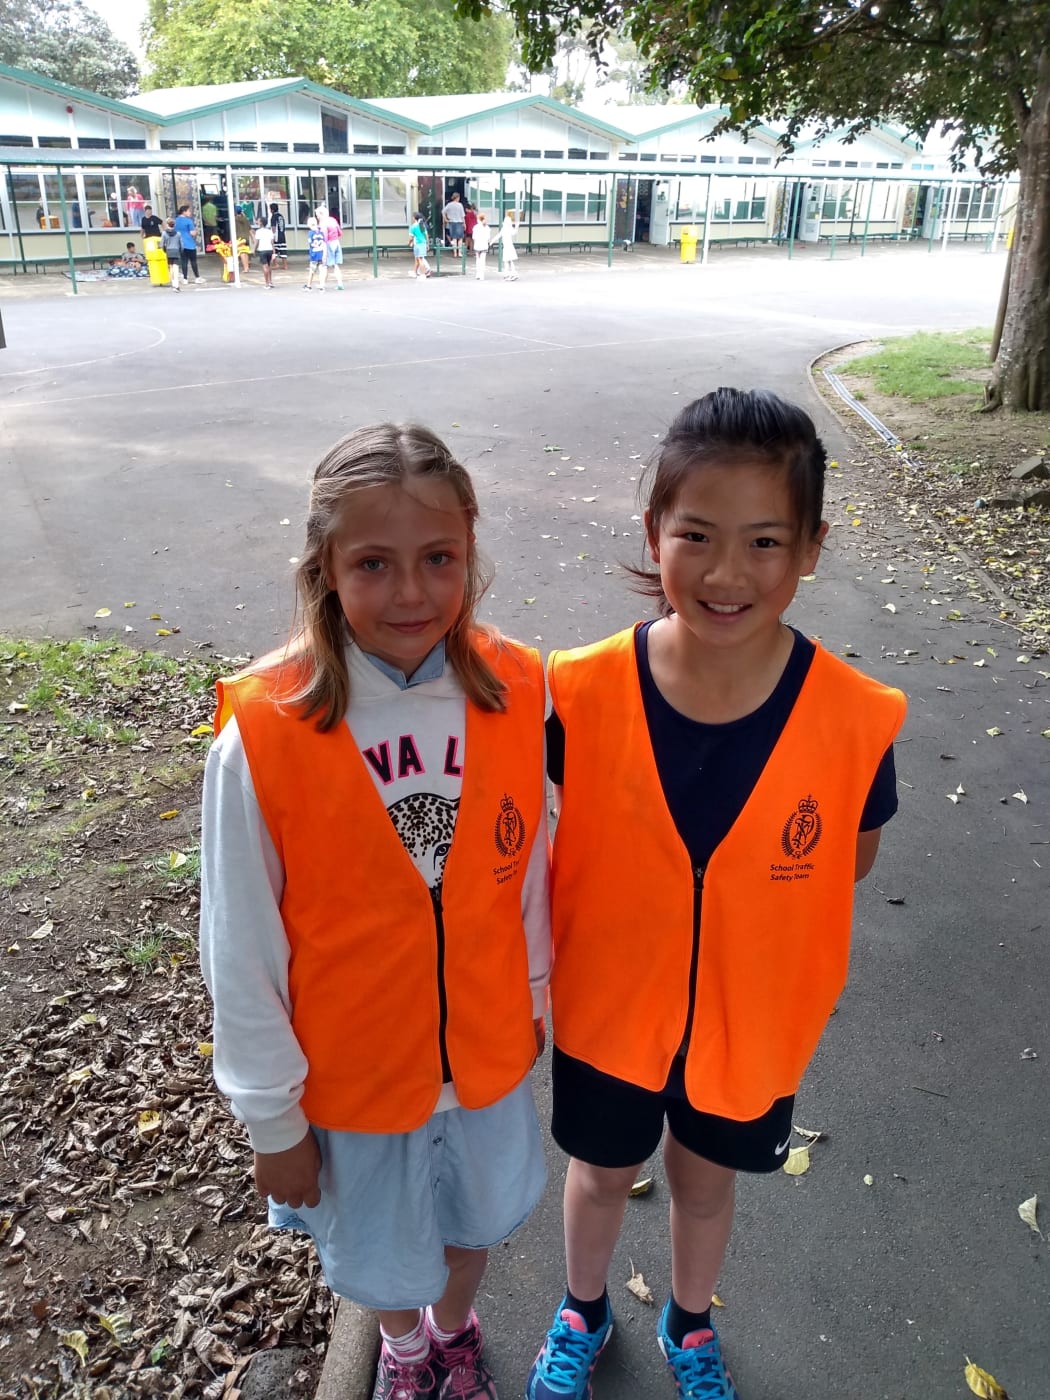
[
  {"x1": 495, "y1": 792, "x2": 526, "y2": 858},
  {"x1": 781, "y1": 795, "x2": 822, "y2": 859}
]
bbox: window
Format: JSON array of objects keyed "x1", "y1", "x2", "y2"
[
  {"x1": 296, "y1": 174, "x2": 326, "y2": 223},
  {"x1": 737, "y1": 156, "x2": 753, "y2": 166},
  {"x1": 445, "y1": 146, "x2": 466, "y2": 156},
  {"x1": 419, "y1": 146, "x2": 442, "y2": 155},
  {"x1": 262, "y1": 141, "x2": 289, "y2": 153},
  {"x1": 821, "y1": 183, "x2": 853, "y2": 220},
  {"x1": 77, "y1": 137, "x2": 111, "y2": 150},
  {"x1": 755, "y1": 157, "x2": 771, "y2": 166},
  {"x1": 496, "y1": 147, "x2": 514, "y2": 157},
  {"x1": 353, "y1": 173, "x2": 407, "y2": 226},
  {"x1": 41, "y1": 170, "x2": 80, "y2": 222},
  {"x1": 680, "y1": 155, "x2": 697, "y2": 164},
  {"x1": 229, "y1": 141, "x2": 258, "y2": 152},
  {"x1": 587, "y1": 190, "x2": 606, "y2": 218},
  {"x1": 589, "y1": 151, "x2": 608, "y2": 160},
  {"x1": 521, "y1": 148, "x2": 540, "y2": 158},
  {"x1": 700, "y1": 155, "x2": 716, "y2": 164},
  {"x1": 0, "y1": 134, "x2": 33, "y2": 146},
  {"x1": 712, "y1": 178, "x2": 767, "y2": 221},
  {"x1": 471, "y1": 147, "x2": 493, "y2": 156},
  {"x1": 196, "y1": 140, "x2": 224, "y2": 151},
  {"x1": 640, "y1": 153, "x2": 657, "y2": 162},
  {"x1": 38, "y1": 136, "x2": 72, "y2": 148},
  {"x1": 354, "y1": 143, "x2": 379, "y2": 154},
  {"x1": 674, "y1": 177, "x2": 708, "y2": 220},
  {"x1": 322, "y1": 112, "x2": 348, "y2": 154},
  {"x1": 294, "y1": 142, "x2": 321, "y2": 153},
  {"x1": 955, "y1": 184, "x2": 998, "y2": 221},
  {"x1": 568, "y1": 147, "x2": 587, "y2": 160},
  {"x1": 160, "y1": 140, "x2": 193, "y2": 150},
  {"x1": 544, "y1": 149, "x2": 564, "y2": 159},
  {"x1": 541, "y1": 187, "x2": 562, "y2": 216},
  {"x1": 382, "y1": 145, "x2": 405, "y2": 155},
  {"x1": 114, "y1": 139, "x2": 146, "y2": 149}
]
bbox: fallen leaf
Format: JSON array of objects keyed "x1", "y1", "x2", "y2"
[
  {"x1": 629, "y1": 1176, "x2": 654, "y2": 1198},
  {"x1": 159, "y1": 809, "x2": 179, "y2": 821},
  {"x1": 94, "y1": 607, "x2": 112, "y2": 618},
  {"x1": 149, "y1": 612, "x2": 162, "y2": 620},
  {"x1": 1018, "y1": 1195, "x2": 1040, "y2": 1237},
  {"x1": 169, "y1": 851, "x2": 188, "y2": 870},
  {"x1": 711, "y1": 1293, "x2": 725, "y2": 1308},
  {"x1": 97, "y1": 1312, "x2": 135, "y2": 1347},
  {"x1": 863, "y1": 1173, "x2": 874, "y2": 1186},
  {"x1": 792, "y1": 1125, "x2": 824, "y2": 1144},
  {"x1": 783, "y1": 1145, "x2": 810, "y2": 1176},
  {"x1": 626, "y1": 1262, "x2": 654, "y2": 1305},
  {"x1": 1012, "y1": 790, "x2": 1028, "y2": 804},
  {"x1": 156, "y1": 628, "x2": 173, "y2": 637},
  {"x1": 986, "y1": 727, "x2": 1003, "y2": 737},
  {"x1": 883, "y1": 603, "x2": 897, "y2": 614},
  {"x1": 197, "y1": 1041, "x2": 214, "y2": 1057},
  {"x1": 523, "y1": 597, "x2": 537, "y2": 605},
  {"x1": 138, "y1": 1110, "x2": 162, "y2": 1137},
  {"x1": 30, "y1": 920, "x2": 54, "y2": 940},
  {"x1": 124, "y1": 601, "x2": 136, "y2": 608},
  {"x1": 190, "y1": 723, "x2": 213, "y2": 737},
  {"x1": 61, "y1": 1331, "x2": 89, "y2": 1365},
  {"x1": 964, "y1": 1357, "x2": 1009, "y2": 1399}
]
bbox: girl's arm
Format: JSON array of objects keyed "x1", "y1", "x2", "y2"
[
  {"x1": 855, "y1": 828, "x2": 882, "y2": 881},
  {"x1": 200, "y1": 726, "x2": 311, "y2": 1154}
]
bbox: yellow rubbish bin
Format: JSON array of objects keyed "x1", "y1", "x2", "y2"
[
  {"x1": 144, "y1": 235, "x2": 170, "y2": 286},
  {"x1": 680, "y1": 227, "x2": 699, "y2": 263}
]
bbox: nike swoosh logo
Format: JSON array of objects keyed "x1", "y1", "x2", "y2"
[{"x1": 775, "y1": 1136, "x2": 792, "y2": 1156}]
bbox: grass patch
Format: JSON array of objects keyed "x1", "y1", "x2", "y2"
[{"x1": 840, "y1": 328, "x2": 992, "y2": 401}]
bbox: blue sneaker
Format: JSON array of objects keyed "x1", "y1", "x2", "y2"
[
  {"x1": 525, "y1": 1297, "x2": 613, "y2": 1399},
  {"x1": 657, "y1": 1302, "x2": 739, "y2": 1399}
]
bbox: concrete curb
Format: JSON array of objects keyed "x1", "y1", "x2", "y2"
[{"x1": 314, "y1": 1300, "x2": 380, "y2": 1400}]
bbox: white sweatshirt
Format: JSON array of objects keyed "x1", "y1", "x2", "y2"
[{"x1": 199, "y1": 644, "x2": 552, "y2": 1153}]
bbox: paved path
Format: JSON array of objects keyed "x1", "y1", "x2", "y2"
[{"x1": 1, "y1": 244, "x2": 1046, "y2": 1400}]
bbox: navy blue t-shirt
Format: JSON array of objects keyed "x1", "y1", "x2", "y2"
[{"x1": 546, "y1": 623, "x2": 897, "y2": 869}]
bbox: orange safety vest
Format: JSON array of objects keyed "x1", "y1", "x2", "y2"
[
  {"x1": 214, "y1": 635, "x2": 545, "y2": 1134},
  {"x1": 548, "y1": 626, "x2": 907, "y2": 1122}
]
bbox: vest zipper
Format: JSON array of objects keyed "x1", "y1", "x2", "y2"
[
  {"x1": 678, "y1": 863, "x2": 706, "y2": 1057},
  {"x1": 430, "y1": 886, "x2": 452, "y2": 1083}
]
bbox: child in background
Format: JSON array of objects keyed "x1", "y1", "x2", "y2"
[
  {"x1": 471, "y1": 214, "x2": 491, "y2": 281},
  {"x1": 161, "y1": 218, "x2": 183, "y2": 291},
  {"x1": 269, "y1": 202, "x2": 288, "y2": 268},
  {"x1": 304, "y1": 216, "x2": 325, "y2": 291},
  {"x1": 529, "y1": 388, "x2": 906, "y2": 1400},
  {"x1": 253, "y1": 217, "x2": 275, "y2": 288},
  {"x1": 201, "y1": 423, "x2": 551, "y2": 1400},
  {"x1": 410, "y1": 213, "x2": 432, "y2": 279},
  {"x1": 498, "y1": 212, "x2": 518, "y2": 281}
]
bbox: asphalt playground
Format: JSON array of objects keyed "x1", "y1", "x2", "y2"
[{"x1": 0, "y1": 243, "x2": 1047, "y2": 1400}]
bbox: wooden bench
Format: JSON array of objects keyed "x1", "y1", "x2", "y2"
[{"x1": 1, "y1": 253, "x2": 114, "y2": 274}]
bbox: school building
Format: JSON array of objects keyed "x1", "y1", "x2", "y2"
[{"x1": 0, "y1": 61, "x2": 1015, "y2": 271}]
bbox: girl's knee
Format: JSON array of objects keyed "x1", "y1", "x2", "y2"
[
  {"x1": 663, "y1": 1139, "x2": 736, "y2": 1213},
  {"x1": 568, "y1": 1157, "x2": 644, "y2": 1207}
]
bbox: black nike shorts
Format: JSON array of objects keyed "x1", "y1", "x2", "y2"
[{"x1": 551, "y1": 1046, "x2": 795, "y2": 1174}]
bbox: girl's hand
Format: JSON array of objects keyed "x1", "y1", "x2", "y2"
[
  {"x1": 534, "y1": 1016, "x2": 546, "y2": 1058},
  {"x1": 254, "y1": 1129, "x2": 321, "y2": 1209}
]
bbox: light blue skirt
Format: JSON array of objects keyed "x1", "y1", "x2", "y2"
[{"x1": 269, "y1": 1077, "x2": 546, "y2": 1310}]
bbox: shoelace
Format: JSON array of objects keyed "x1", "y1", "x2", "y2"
[
  {"x1": 667, "y1": 1336, "x2": 732, "y2": 1400},
  {"x1": 438, "y1": 1332, "x2": 494, "y2": 1399},
  {"x1": 541, "y1": 1321, "x2": 604, "y2": 1384},
  {"x1": 383, "y1": 1355, "x2": 437, "y2": 1400}
]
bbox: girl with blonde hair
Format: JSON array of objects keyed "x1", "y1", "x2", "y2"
[{"x1": 201, "y1": 423, "x2": 551, "y2": 1400}]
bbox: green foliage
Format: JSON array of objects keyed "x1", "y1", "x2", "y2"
[
  {"x1": 841, "y1": 329, "x2": 993, "y2": 402},
  {"x1": 143, "y1": 0, "x2": 513, "y2": 96},
  {"x1": 0, "y1": 0, "x2": 139, "y2": 97},
  {"x1": 459, "y1": 0, "x2": 1050, "y2": 174}
]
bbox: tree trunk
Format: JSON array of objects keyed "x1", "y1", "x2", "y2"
[{"x1": 988, "y1": 54, "x2": 1050, "y2": 411}]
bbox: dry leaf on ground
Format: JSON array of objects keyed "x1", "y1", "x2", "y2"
[
  {"x1": 1018, "y1": 1195, "x2": 1041, "y2": 1237},
  {"x1": 965, "y1": 1357, "x2": 1010, "y2": 1399},
  {"x1": 626, "y1": 1262, "x2": 654, "y2": 1305}
]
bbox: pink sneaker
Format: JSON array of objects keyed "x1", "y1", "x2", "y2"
[
  {"x1": 430, "y1": 1312, "x2": 498, "y2": 1399},
  {"x1": 372, "y1": 1343, "x2": 442, "y2": 1400}
]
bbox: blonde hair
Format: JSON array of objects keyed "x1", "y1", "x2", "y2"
[{"x1": 263, "y1": 424, "x2": 506, "y2": 730}]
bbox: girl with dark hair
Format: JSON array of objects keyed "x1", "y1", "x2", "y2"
[
  {"x1": 201, "y1": 424, "x2": 551, "y2": 1400},
  {"x1": 529, "y1": 388, "x2": 907, "y2": 1400}
]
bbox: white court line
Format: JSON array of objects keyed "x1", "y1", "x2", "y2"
[
  {"x1": 0, "y1": 326, "x2": 761, "y2": 412},
  {"x1": 0, "y1": 323, "x2": 167, "y2": 379},
  {"x1": 355, "y1": 304, "x2": 571, "y2": 350}
]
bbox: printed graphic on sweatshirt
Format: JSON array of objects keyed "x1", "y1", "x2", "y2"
[{"x1": 387, "y1": 792, "x2": 459, "y2": 889}]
